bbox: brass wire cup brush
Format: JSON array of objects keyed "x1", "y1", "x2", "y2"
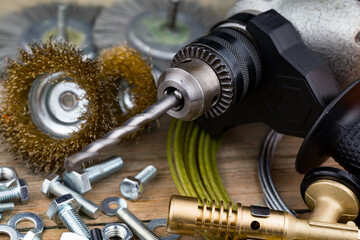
[
  {"x1": 167, "y1": 167, "x2": 360, "y2": 240},
  {"x1": 0, "y1": 42, "x2": 155, "y2": 172}
]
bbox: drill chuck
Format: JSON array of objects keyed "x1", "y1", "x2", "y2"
[{"x1": 157, "y1": 14, "x2": 262, "y2": 121}]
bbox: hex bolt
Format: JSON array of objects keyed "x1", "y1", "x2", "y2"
[
  {"x1": 47, "y1": 194, "x2": 91, "y2": 239},
  {"x1": 63, "y1": 156, "x2": 124, "y2": 194},
  {"x1": 117, "y1": 207, "x2": 160, "y2": 240},
  {"x1": 120, "y1": 165, "x2": 157, "y2": 201},
  {"x1": 41, "y1": 173, "x2": 100, "y2": 218},
  {"x1": 0, "y1": 179, "x2": 29, "y2": 204}
]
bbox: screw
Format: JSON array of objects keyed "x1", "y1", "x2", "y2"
[
  {"x1": 63, "y1": 156, "x2": 124, "y2": 194},
  {"x1": 41, "y1": 173, "x2": 100, "y2": 218},
  {"x1": 0, "y1": 179, "x2": 29, "y2": 204},
  {"x1": 120, "y1": 165, "x2": 157, "y2": 201},
  {"x1": 47, "y1": 194, "x2": 91, "y2": 239}
]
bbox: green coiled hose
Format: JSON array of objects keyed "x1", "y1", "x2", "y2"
[{"x1": 167, "y1": 119, "x2": 232, "y2": 207}]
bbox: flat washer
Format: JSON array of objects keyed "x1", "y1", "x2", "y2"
[
  {"x1": 147, "y1": 218, "x2": 180, "y2": 240},
  {"x1": 0, "y1": 224, "x2": 19, "y2": 240},
  {"x1": 7, "y1": 212, "x2": 44, "y2": 239},
  {"x1": 101, "y1": 197, "x2": 128, "y2": 216}
]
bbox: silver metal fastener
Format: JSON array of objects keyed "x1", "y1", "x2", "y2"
[
  {"x1": 60, "y1": 232, "x2": 89, "y2": 240},
  {"x1": 120, "y1": 165, "x2": 157, "y2": 201},
  {"x1": 0, "y1": 178, "x2": 29, "y2": 204},
  {"x1": 63, "y1": 156, "x2": 124, "y2": 194},
  {"x1": 23, "y1": 229, "x2": 42, "y2": 240},
  {"x1": 0, "y1": 224, "x2": 19, "y2": 240},
  {"x1": 147, "y1": 218, "x2": 180, "y2": 240},
  {"x1": 47, "y1": 194, "x2": 91, "y2": 239},
  {"x1": 101, "y1": 196, "x2": 160, "y2": 240},
  {"x1": 0, "y1": 167, "x2": 18, "y2": 188},
  {"x1": 102, "y1": 223, "x2": 133, "y2": 240},
  {"x1": 41, "y1": 173, "x2": 100, "y2": 218},
  {"x1": 7, "y1": 212, "x2": 44, "y2": 240},
  {"x1": 0, "y1": 202, "x2": 15, "y2": 220}
]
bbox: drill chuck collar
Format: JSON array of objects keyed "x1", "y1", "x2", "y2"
[{"x1": 157, "y1": 9, "x2": 340, "y2": 137}]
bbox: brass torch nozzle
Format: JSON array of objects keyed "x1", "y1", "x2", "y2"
[{"x1": 167, "y1": 180, "x2": 360, "y2": 240}]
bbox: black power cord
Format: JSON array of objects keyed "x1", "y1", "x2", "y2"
[{"x1": 258, "y1": 130, "x2": 297, "y2": 217}]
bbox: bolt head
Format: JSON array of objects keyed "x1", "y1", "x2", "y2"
[
  {"x1": 47, "y1": 194, "x2": 80, "y2": 224},
  {"x1": 41, "y1": 173, "x2": 61, "y2": 197},
  {"x1": 63, "y1": 170, "x2": 91, "y2": 194},
  {"x1": 0, "y1": 167, "x2": 18, "y2": 188},
  {"x1": 60, "y1": 232, "x2": 89, "y2": 240},
  {"x1": 17, "y1": 179, "x2": 29, "y2": 204},
  {"x1": 23, "y1": 229, "x2": 42, "y2": 240},
  {"x1": 120, "y1": 177, "x2": 144, "y2": 201}
]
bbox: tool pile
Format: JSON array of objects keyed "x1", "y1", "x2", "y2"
[{"x1": 1, "y1": 0, "x2": 360, "y2": 239}]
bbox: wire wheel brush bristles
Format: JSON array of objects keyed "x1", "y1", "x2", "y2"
[
  {"x1": 0, "y1": 2, "x2": 101, "y2": 71},
  {"x1": 93, "y1": 0, "x2": 220, "y2": 71},
  {"x1": 0, "y1": 41, "x2": 156, "y2": 173},
  {"x1": 100, "y1": 45, "x2": 157, "y2": 124},
  {"x1": 0, "y1": 41, "x2": 116, "y2": 173}
]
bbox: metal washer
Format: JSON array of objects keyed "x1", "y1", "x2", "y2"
[
  {"x1": 0, "y1": 225, "x2": 19, "y2": 240},
  {"x1": 101, "y1": 197, "x2": 128, "y2": 216},
  {"x1": 147, "y1": 218, "x2": 180, "y2": 240},
  {"x1": 7, "y1": 212, "x2": 44, "y2": 239}
]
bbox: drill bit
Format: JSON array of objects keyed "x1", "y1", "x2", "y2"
[{"x1": 65, "y1": 91, "x2": 183, "y2": 172}]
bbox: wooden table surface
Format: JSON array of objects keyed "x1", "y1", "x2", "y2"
[{"x1": 0, "y1": 0, "x2": 341, "y2": 239}]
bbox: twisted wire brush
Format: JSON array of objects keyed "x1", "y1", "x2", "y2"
[
  {"x1": 167, "y1": 120, "x2": 232, "y2": 208},
  {"x1": 0, "y1": 2, "x2": 101, "y2": 71},
  {"x1": 93, "y1": 0, "x2": 220, "y2": 72},
  {"x1": 0, "y1": 42, "x2": 155, "y2": 172}
]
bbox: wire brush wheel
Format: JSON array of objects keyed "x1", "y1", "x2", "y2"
[
  {"x1": 0, "y1": 2, "x2": 101, "y2": 71},
  {"x1": 0, "y1": 41, "x2": 118, "y2": 173},
  {"x1": 100, "y1": 45, "x2": 157, "y2": 125},
  {"x1": 93, "y1": 0, "x2": 220, "y2": 72}
]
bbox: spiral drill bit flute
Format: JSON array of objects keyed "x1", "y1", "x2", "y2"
[{"x1": 65, "y1": 10, "x2": 355, "y2": 173}]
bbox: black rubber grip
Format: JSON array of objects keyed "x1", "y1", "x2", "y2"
[{"x1": 334, "y1": 119, "x2": 360, "y2": 174}]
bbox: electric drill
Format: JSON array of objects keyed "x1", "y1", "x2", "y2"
[{"x1": 65, "y1": 10, "x2": 359, "y2": 177}]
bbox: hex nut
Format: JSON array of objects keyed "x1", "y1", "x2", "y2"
[
  {"x1": 17, "y1": 179, "x2": 29, "y2": 204},
  {"x1": 120, "y1": 177, "x2": 144, "y2": 201},
  {"x1": 23, "y1": 229, "x2": 42, "y2": 240},
  {"x1": 47, "y1": 194, "x2": 80, "y2": 224},
  {"x1": 63, "y1": 171, "x2": 91, "y2": 194},
  {"x1": 41, "y1": 173, "x2": 61, "y2": 197},
  {"x1": 102, "y1": 223, "x2": 133, "y2": 240}
]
